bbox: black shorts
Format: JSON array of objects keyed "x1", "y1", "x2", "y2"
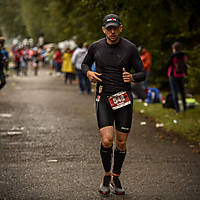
[{"x1": 96, "y1": 91, "x2": 133, "y2": 133}]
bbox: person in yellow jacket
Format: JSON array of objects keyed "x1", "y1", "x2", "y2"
[{"x1": 62, "y1": 48, "x2": 75, "y2": 84}]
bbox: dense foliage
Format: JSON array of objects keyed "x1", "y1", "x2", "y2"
[{"x1": 0, "y1": 0, "x2": 200, "y2": 93}]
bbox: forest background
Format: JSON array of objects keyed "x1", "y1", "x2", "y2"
[{"x1": 0, "y1": 0, "x2": 200, "y2": 93}]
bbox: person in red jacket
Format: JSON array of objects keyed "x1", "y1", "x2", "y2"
[
  {"x1": 138, "y1": 46, "x2": 152, "y2": 91},
  {"x1": 13, "y1": 48, "x2": 21, "y2": 76},
  {"x1": 54, "y1": 48, "x2": 62, "y2": 74}
]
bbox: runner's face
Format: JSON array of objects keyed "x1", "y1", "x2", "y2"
[{"x1": 102, "y1": 25, "x2": 122, "y2": 44}]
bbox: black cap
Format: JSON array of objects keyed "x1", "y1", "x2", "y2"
[{"x1": 103, "y1": 14, "x2": 121, "y2": 28}]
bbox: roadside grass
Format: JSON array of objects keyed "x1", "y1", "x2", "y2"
[{"x1": 134, "y1": 100, "x2": 200, "y2": 144}]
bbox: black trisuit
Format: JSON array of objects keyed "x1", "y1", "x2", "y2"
[{"x1": 82, "y1": 37, "x2": 145, "y2": 133}]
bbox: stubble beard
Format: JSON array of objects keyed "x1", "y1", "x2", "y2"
[{"x1": 107, "y1": 35, "x2": 119, "y2": 44}]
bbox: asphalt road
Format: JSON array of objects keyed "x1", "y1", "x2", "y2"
[{"x1": 0, "y1": 69, "x2": 199, "y2": 200}]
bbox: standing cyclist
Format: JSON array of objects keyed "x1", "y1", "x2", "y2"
[{"x1": 81, "y1": 14, "x2": 145, "y2": 195}]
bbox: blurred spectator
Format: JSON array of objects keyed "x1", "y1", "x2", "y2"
[
  {"x1": 39, "y1": 47, "x2": 47, "y2": 66},
  {"x1": 1, "y1": 46, "x2": 9, "y2": 73},
  {"x1": 31, "y1": 47, "x2": 40, "y2": 76},
  {"x1": 54, "y1": 48, "x2": 62, "y2": 74},
  {"x1": 20, "y1": 47, "x2": 29, "y2": 76},
  {"x1": 72, "y1": 42, "x2": 91, "y2": 94},
  {"x1": 13, "y1": 47, "x2": 21, "y2": 76},
  {"x1": 167, "y1": 41, "x2": 187, "y2": 112},
  {"x1": 62, "y1": 48, "x2": 75, "y2": 84},
  {"x1": 138, "y1": 46, "x2": 152, "y2": 91},
  {"x1": 0, "y1": 37, "x2": 6, "y2": 90},
  {"x1": 47, "y1": 47, "x2": 54, "y2": 75}
]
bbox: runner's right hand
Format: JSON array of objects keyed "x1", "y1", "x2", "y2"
[{"x1": 87, "y1": 71, "x2": 102, "y2": 83}]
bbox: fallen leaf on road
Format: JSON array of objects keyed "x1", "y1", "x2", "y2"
[
  {"x1": 155, "y1": 123, "x2": 164, "y2": 128},
  {"x1": 47, "y1": 160, "x2": 58, "y2": 163},
  {"x1": 140, "y1": 109, "x2": 144, "y2": 113},
  {"x1": 172, "y1": 140, "x2": 177, "y2": 144},
  {"x1": 7, "y1": 131, "x2": 23, "y2": 136},
  {"x1": 0, "y1": 113, "x2": 12, "y2": 118},
  {"x1": 140, "y1": 121, "x2": 146, "y2": 126}
]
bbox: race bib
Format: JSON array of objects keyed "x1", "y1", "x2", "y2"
[{"x1": 108, "y1": 91, "x2": 131, "y2": 110}]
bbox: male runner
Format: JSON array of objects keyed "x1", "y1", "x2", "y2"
[{"x1": 81, "y1": 14, "x2": 145, "y2": 195}]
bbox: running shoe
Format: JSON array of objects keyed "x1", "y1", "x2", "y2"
[
  {"x1": 99, "y1": 175, "x2": 111, "y2": 195},
  {"x1": 110, "y1": 175, "x2": 125, "y2": 195}
]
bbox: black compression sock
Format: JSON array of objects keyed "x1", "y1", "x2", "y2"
[
  {"x1": 100, "y1": 143, "x2": 113, "y2": 173},
  {"x1": 112, "y1": 147, "x2": 127, "y2": 175}
]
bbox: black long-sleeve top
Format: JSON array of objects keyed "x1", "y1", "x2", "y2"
[{"x1": 81, "y1": 37, "x2": 145, "y2": 95}]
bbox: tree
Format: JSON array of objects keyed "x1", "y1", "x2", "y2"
[
  {"x1": 0, "y1": 0, "x2": 199, "y2": 92},
  {"x1": 0, "y1": 0, "x2": 26, "y2": 38}
]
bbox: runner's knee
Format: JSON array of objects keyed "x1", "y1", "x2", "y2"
[
  {"x1": 102, "y1": 138, "x2": 113, "y2": 148},
  {"x1": 116, "y1": 140, "x2": 126, "y2": 151}
]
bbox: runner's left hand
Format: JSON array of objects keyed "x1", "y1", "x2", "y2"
[{"x1": 122, "y1": 68, "x2": 133, "y2": 83}]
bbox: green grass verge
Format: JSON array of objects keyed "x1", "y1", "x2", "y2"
[{"x1": 134, "y1": 101, "x2": 200, "y2": 143}]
